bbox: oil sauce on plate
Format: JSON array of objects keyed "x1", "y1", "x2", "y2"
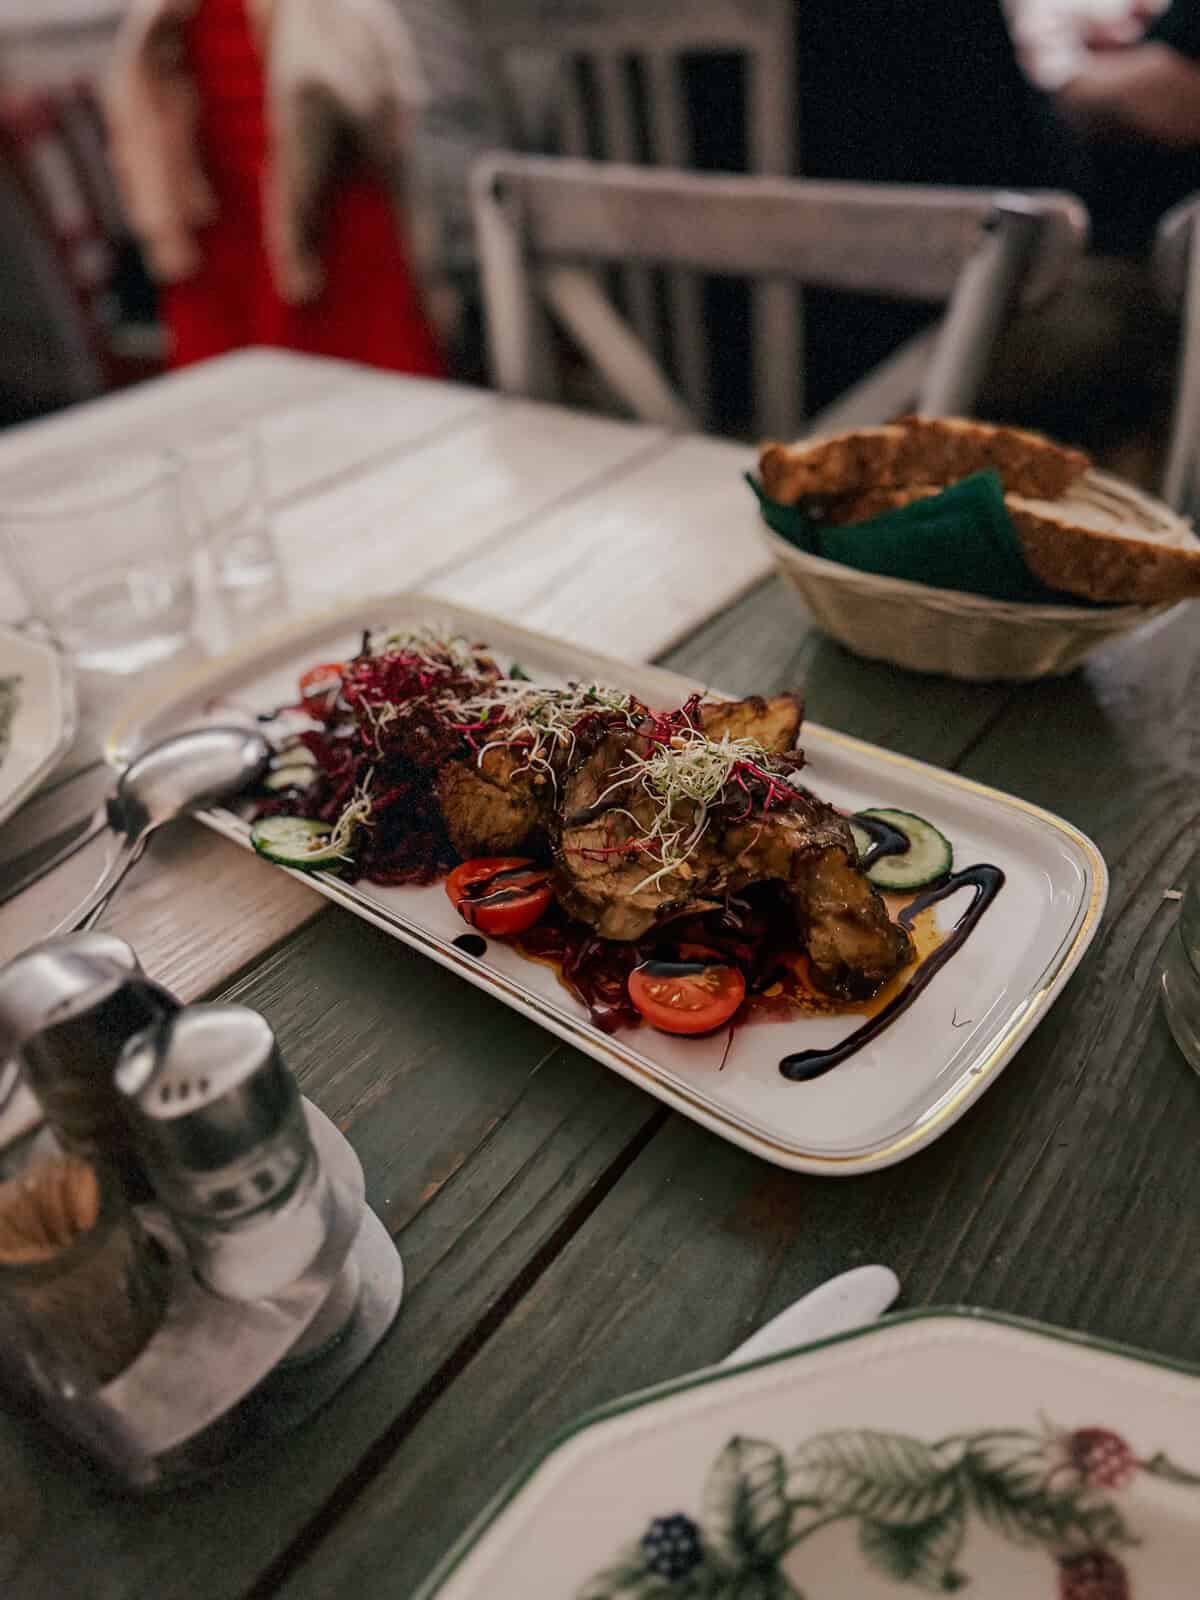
[{"x1": 779, "y1": 866, "x2": 1005, "y2": 1081}]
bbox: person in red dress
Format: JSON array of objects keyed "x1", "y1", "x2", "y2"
[{"x1": 106, "y1": 0, "x2": 444, "y2": 377}]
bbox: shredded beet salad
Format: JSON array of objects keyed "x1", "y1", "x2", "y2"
[{"x1": 254, "y1": 627, "x2": 652, "y2": 886}]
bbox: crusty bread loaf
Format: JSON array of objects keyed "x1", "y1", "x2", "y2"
[
  {"x1": 1007, "y1": 471, "x2": 1200, "y2": 604},
  {"x1": 759, "y1": 415, "x2": 1089, "y2": 505}
]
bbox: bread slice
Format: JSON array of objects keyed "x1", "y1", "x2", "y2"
[
  {"x1": 822, "y1": 483, "x2": 942, "y2": 525},
  {"x1": 759, "y1": 425, "x2": 909, "y2": 503},
  {"x1": 808, "y1": 469, "x2": 1200, "y2": 604},
  {"x1": 1007, "y1": 471, "x2": 1200, "y2": 604},
  {"x1": 759, "y1": 415, "x2": 1090, "y2": 504}
]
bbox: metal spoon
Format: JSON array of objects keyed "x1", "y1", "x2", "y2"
[{"x1": 54, "y1": 725, "x2": 271, "y2": 935}]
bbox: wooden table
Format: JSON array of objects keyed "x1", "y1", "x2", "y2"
[{"x1": 0, "y1": 350, "x2": 1197, "y2": 1600}]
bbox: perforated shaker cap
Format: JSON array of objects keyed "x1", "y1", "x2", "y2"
[
  {"x1": 115, "y1": 1004, "x2": 312, "y2": 1223},
  {"x1": 0, "y1": 932, "x2": 142, "y2": 1059}
]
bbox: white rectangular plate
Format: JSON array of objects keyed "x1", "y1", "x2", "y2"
[{"x1": 107, "y1": 595, "x2": 1107, "y2": 1175}]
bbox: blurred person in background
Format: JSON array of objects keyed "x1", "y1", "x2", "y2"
[
  {"x1": 1050, "y1": 0, "x2": 1200, "y2": 251},
  {"x1": 105, "y1": 0, "x2": 496, "y2": 374},
  {"x1": 764, "y1": 1, "x2": 1190, "y2": 462}
]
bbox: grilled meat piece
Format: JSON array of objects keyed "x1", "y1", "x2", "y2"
[
  {"x1": 436, "y1": 746, "x2": 545, "y2": 859},
  {"x1": 555, "y1": 732, "x2": 910, "y2": 996},
  {"x1": 724, "y1": 816, "x2": 912, "y2": 996},
  {"x1": 436, "y1": 694, "x2": 802, "y2": 861},
  {"x1": 698, "y1": 692, "x2": 802, "y2": 753}
]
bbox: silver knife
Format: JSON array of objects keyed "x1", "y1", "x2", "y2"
[
  {"x1": 0, "y1": 805, "x2": 110, "y2": 907},
  {"x1": 721, "y1": 1265, "x2": 900, "y2": 1369}
]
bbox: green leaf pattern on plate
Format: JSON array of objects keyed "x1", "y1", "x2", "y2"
[
  {"x1": 703, "y1": 1438, "x2": 792, "y2": 1566},
  {"x1": 578, "y1": 1419, "x2": 1200, "y2": 1597}
]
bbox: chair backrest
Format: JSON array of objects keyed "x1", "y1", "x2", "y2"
[
  {"x1": 0, "y1": 89, "x2": 117, "y2": 349},
  {"x1": 1153, "y1": 194, "x2": 1200, "y2": 521},
  {"x1": 0, "y1": 158, "x2": 102, "y2": 413},
  {"x1": 460, "y1": 0, "x2": 798, "y2": 434},
  {"x1": 0, "y1": 7, "x2": 122, "y2": 96},
  {"x1": 472, "y1": 154, "x2": 1088, "y2": 438},
  {"x1": 0, "y1": 83, "x2": 160, "y2": 407}
]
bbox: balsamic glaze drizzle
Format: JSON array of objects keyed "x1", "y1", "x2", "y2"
[
  {"x1": 849, "y1": 811, "x2": 910, "y2": 869},
  {"x1": 779, "y1": 865, "x2": 1005, "y2": 1082},
  {"x1": 458, "y1": 865, "x2": 552, "y2": 925},
  {"x1": 638, "y1": 959, "x2": 714, "y2": 979},
  {"x1": 452, "y1": 933, "x2": 488, "y2": 957}
]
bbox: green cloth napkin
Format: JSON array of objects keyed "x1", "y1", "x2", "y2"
[{"x1": 746, "y1": 469, "x2": 1097, "y2": 607}]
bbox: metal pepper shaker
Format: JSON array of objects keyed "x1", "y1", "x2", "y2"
[
  {"x1": 115, "y1": 1005, "x2": 331, "y2": 1302},
  {"x1": 0, "y1": 933, "x2": 180, "y2": 1192}
]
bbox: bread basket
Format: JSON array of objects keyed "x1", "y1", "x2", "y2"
[{"x1": 758, "y1": 521, "x2": 1172, "y2": 681}]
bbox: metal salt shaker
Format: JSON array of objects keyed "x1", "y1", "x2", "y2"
[{"x1": 115, "y1": 1006, "x2": 333, "y2": 1303}]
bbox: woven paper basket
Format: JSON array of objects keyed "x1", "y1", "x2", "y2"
[{"x1": 758, "y1": 523, "x2": 1172, "y2": 681}]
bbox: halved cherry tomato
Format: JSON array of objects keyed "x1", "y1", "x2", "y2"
[
  {"x1": 628, "y1": 960, "x2": 746, "y2": 1035},
  {"x1": 446, "y1": 856, "x2": 553, "y2": 936},
  {"x1": 298, "y1": 662, "x2": 346, "y2": 704}
]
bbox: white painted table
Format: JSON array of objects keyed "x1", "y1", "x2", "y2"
[{"x1": 0, "y1": 348, "x2": 770, "y2": 993}]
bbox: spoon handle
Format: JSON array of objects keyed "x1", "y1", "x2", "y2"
[{"x1": 52, "y1": 836, "x2": 149, "y2": 936}]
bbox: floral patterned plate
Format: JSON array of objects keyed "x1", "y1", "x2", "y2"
[
  {"x1": 416, "y1": 1311, "x2": 1200, "y2": 1600},
  {"x1": 0, "y1": 623, "x2": 75, "y2": 828}
]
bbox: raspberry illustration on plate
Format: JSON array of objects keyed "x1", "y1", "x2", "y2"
[
  {"x1": 1068, "y1": 1428, "x2": 1139, "y2": 1491},
  {"x1": 1057, "y1": 1548, "x2": 1131, "y2": 1600}
]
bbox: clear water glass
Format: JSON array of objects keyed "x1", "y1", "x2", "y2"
[
  {"x1": 1, "y1": 455, "x2": 194, "y2": 673},
  {"x1": 174, "y1": 430, "x2": 282, "y2": 600},
  {"x1": 1161, "y1": 876, "x2": 1200, "y2": 1073}
]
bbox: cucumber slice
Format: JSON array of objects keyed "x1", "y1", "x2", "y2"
[
  {"x1": 250, "y1": 816, "x2": 343, "y2": 868},
  {"x1": 857, "y1": 808, "x2": 952, "y2": 890},
  {"x1": 849, "y1": 820, "x2": 874, "y2": 862},
  {"x1": 264, "y1": 764, "x2": 315, "y2": 792}
]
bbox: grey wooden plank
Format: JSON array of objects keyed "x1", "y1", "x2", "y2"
[
  {"x1": 272, "y1": 606, "x2": 1200, "y2": 1600},
  {"x1": 0, "y1": 913, "x2": 656, "y2": 1600}
]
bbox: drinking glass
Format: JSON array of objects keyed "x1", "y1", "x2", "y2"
[
  {"x1": 1, "y1": 455, "x2": 194, "y2": 673},
  {"x1": 173, "y1": 429, "x2": 282, "y2": 600},
  {"x1": 1161, "y1": 875, "x2": 1200, "y2": 1073}
]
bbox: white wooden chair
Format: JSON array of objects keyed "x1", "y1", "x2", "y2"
[
  {"x1": 460, "y1": 0, "x2": 798, "y2": 434},
  {"x1": 1154, "y1": 195, "x2": 1200, "y2": 521},
  {"x1": 471, "y1": 155, "x2": 1088, "y2": 441}
]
